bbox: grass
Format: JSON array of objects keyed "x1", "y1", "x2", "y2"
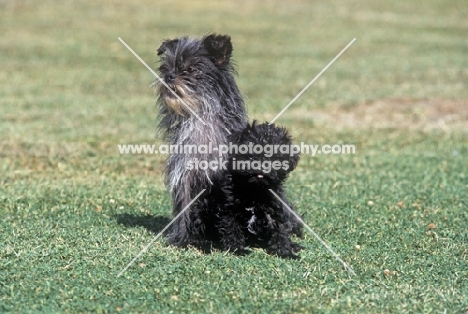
[{"x1": 1, "y1": 0, "x2": 467, "y2": 312}]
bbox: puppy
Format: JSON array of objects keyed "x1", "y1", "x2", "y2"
[
  {"x1": 226, "y1": 121, "x2": 303, "y2": 258},
  {"x1": 183, "y1": 121, "x2": 303, "y2": 258}
]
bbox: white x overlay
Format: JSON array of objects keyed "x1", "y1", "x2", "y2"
[
  {"x1": 117, "y1": 189, "x2": 206, "y2": 277},
  {"x1": 117, "y1": 37, "x2": 357, "y2": 277},
  {"x1": 269, "y1": 189, "x2": 357, "y2": 276},
  {"x1": 269, "y1": 38, "x2": 356, "y2": 124},
  {"x1": 118, "y1": 37, "x2": 207, "y2": 126}
]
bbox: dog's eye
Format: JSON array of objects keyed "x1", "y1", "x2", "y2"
[{"x1": 186, "y1": 66, "x2": 196, "y2": 74}]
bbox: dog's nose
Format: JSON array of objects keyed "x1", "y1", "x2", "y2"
[{"x1": 165, "y1": 72, "x2": 176, "y2": 83}]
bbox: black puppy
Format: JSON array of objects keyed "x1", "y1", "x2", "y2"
[
  {"x1": 226, "y1": 121, "x2": 303, "y2": 258},
  {"x1": 183, "y1": 121, "x2": 303, "y2": 258}
]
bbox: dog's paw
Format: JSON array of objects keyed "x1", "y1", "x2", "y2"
[
  {"x1": 282, "y1": 248, "x2": 301, "y2": 259},
  {"x1": 267, "y1": 246, "x2": 300, "y2": 260},
  {"x1": 277, "y1": 250, "x2": 300, "y2": 260},
  {"x1": 292, "y1": 227, "x2": 304, "y2": 238},
  {"x1": 287, "y1": 253, "x2": 300, "y2": 260},
  {"x1": 291, "y1": 242, "x2": 304, "y2": 253},
  {"x1": 219, "y1": 231, "x2": 246, "y2": 254}
]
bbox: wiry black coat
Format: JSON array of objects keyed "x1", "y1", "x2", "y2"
[
  {"x1": 174, "y1": 121, "x2": 304, "y2": 259},
  {"x1": 155, "y1": 34, "x2": 247, "y2": 245}
]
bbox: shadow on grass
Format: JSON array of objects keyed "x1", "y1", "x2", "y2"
[
  {"x1": 115, "y1": 213, "x2": 172, "y2": 235},
  {"x1": 115, "y1": 213, "x2": 254, "y2": 256}
]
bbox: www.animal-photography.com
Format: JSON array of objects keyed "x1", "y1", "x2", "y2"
[{"x1": 1, "y1": 0, "x2": 467, "y2": 313}]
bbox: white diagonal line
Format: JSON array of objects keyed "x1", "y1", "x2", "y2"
[
  {"x1": 269, "y1": 189, "x2": 357, "y2": 276},
  {"x1": 117, "y1": 189, "x2": 206, "y2": 277},
  {"x1": 118, "y1": 37, "x2": 207, "y2": 126},
  {"x1": 269, "y1": 38, "x2": 356, "y2": 125}
]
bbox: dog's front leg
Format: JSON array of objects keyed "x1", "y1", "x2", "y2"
[
  {"x1": 266, "y1": 230, "x2": 300, "y2": 259},
  {"x1": 216, "y1": 211, "x2": 247, "y2": 255},
  {"x1": 264, "y1": 213, "x2": 301, "y2": 259}
]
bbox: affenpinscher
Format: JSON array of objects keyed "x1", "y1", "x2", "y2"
[
  {"x1": 155, "y1": 34, "x2": 247, "y2": 246},
  {"x1": 227, "y1": 121, "x2": 303, "y2": 258},
  {"x1": 181, "y1": 121, "x2": 303, "y2": 258}
]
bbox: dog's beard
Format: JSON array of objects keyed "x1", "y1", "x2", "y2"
[{"x1": 162, "y1": 83, "x2": 199, "y2": 115}]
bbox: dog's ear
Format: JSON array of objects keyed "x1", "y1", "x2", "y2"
[
  {"x1": 203, "y1": 34, "x2": 233, "y2": 66},
  {"x1": 228, "y1": 126, "x2": 245, "y2": 144},
  {"x1": 288, "y1": 152, "x2": 300, "y2": 171},
  {"x1": 273, "y1": 124, "x2": 300, "y2": 171},
  {"x1": 157, "y1": 39, "x2": 179, "y2": 56},
  {"x1": 228, "y1": 121, "x2": 251, "y2": 144}
]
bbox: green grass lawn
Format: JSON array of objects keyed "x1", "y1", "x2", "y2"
[{"x1": 1, "y1": 0, "x2": 467, "y2": 312}]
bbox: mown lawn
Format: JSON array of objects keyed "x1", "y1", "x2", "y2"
[{"x1": 1, "y1": 0, "x2": 467, "y2": 312}]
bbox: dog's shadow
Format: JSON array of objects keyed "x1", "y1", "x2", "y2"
[
  {"x1": 115, "y1": 213, "x2": 171, "y2": 235},
  {"x1": 115, "y1": 213, "x2": 254, "y2": 256}
]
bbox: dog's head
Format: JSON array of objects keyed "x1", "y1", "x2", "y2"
[
  {"x1": 229, "y1": 121, "x2": 300, "y2": 188},
  {"x1": 156, "y1": 34, "x2": 234, "y2": 115}
]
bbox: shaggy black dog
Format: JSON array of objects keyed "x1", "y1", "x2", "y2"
[
  {"x1": 155, "y1": 34, "x2": 247, "y2": 246},
  {"x1": 179, "y1": 121, "x2": 303, "y2": 259}
]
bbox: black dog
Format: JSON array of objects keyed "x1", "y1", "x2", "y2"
[
  {"x1": 155, "y1": 34, "x2": 247, "y2": 246},
  {"x1": 226, "y1": 121, "x2": 303, "y2": 258},
  {"x1": 182, "y1": 121, "x2": 303, "y2": 258}
]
